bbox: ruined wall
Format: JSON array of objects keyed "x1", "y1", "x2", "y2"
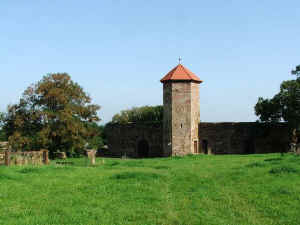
[
  {"x1": 3, "y1": 150, "x2": 49, "y2": 166},
  {"x1": 199, "y1": 122, "x2": 290, "y2": 154},
  {"x1": 105, "y1": 122, "x2": 163, "y2": 158},
  {"x1": 105, "y1": 122, "x2": 290, "y2": 157}
]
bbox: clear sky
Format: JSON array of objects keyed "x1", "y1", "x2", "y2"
[{"x1": 1, "y1": 1, "x2": 299, "y2": 124}]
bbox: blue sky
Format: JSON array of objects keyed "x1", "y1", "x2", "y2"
[{"x1": 0, "y1": 1, "x2": 299, "y2": 124}]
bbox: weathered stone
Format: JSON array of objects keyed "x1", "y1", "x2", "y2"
[
  {"x1": 4, "y1": 150, "x2": 49, "y2": 166},
  {"x1": 105, "y1": 122, "x2": 290, "y2": 157},
  {"x1": 54, "y1": 152, "x2": 67, "y2": 159},
  {"x1": 86, "y1": 150, "x2": 96, "y2": 165},
  {"x1": 163, "y1": 81, "x2": 200, "y2": 156},
  {"x1": 105, "y1": 122, "x2": 163, "y2": 158}
]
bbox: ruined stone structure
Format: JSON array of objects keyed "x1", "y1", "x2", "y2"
[
  {"x1": 105, "y1": 63, "x2": 290, "y2": 157},
  {"x1": 105, "y1": 122, "x2": 289, "y2": 157},
  {"x1": 105, "y1": 122, "x2": 162, "y2": 158},
  {"x1": 199, "y1": 122, "x2": 289, "y2": 154},
  {"x1": 3, "y1": 150, "x2": 49, "y2": 166}
]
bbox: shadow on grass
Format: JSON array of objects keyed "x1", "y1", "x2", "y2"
[
  {"x1": 122, "y1": 161, "x2": 146, "y2": 168},
  {"x1": 245, "y1": 162, "x2": 266, "y2": 168},
  {"x1": 18, "y1": 167, "x2": 42, "y2": 174},
  {"x1": 264, "y1": 158, "x2": 283, "y2": 162},
  {"x1": 0, "y1": 173, "x2": 17, "y2": 181},
  {"x1": 269, "y1": 166, "x2": 298, "y2": 174},
  {"x1": 152, "y1": 165, "x2": 170, "y2": 170},
  {"x1": 104, "y1": 161, "x2": 120, "y2": 167},
  {"x1": 110, "y1": 171, "x2": 163, "y2": 181}
]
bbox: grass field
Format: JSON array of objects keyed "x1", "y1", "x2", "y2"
[{"x1": 0, "y1": 154, "x2": 299, "y2": 225}]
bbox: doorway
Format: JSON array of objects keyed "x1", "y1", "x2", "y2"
[
  {"x1": 202, "y1": 140, "x2": 208, "y2": 154},
  {"x1": 194, "y1": 141, "x2": 198, "y2": 153},
  {"x1": 137, "y1": 140, "x2": 149, "y2": 158}
]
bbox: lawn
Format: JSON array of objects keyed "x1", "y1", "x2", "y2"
[{"x1": 0, "y1": 154, "x2": 299, "y2": 225}]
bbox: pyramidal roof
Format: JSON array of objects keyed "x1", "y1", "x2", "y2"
[{"x1": 160, "y1": 64, "x2": 203, "y2": 83}]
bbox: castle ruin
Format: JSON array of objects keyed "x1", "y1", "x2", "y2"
[{"x1": 105, "y1": 63, "x2": 289, "y2": 157}]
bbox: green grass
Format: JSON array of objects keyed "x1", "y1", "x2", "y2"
[{"x1": 0, "y1": 154, "x2": 300, "y2": 225}]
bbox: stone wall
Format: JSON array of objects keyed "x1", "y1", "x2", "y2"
[
  {"x1": 162, "y1": 82, "x2": 172, "y2": 156},
  {"x1": 3, "y1": 150, "x2": 49, "y2": 166},
  {"x1": 199, "y1": 122, "x2": 290, "y2": 154},
  {"x1": 105, "y1": 122, "x2": 290, "y2": 157},
  {"x1": 105, "y1": 122, "x2": 163, "y2": 158},
  {"x1": 0, "y1": 142, "x2": 9, "y2": 151}
]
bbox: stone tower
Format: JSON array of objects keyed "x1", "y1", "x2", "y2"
[{"x1": 160, "y1": 63, "x2": 203, "y2": 156}]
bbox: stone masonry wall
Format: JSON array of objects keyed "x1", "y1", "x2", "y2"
[
  {"x1": 105, "y1": 122, "x2": 290, "y2": 157},
  {"x1": 163, "y1": 82, "x2": 200, "y2": 156},
  {"x1": 163, "y1": 82, "x2": 172, "y2": 156},
  {"x1": 105, "y1": 122, "x2": 163, "y2": 158},
  {"x1": 171, "y1": 82, "x2": 193, "y2": 156},
  {"x1": 199, "y1": 122, "x2": 290, "y2": 154},
  {"x1": 191, "y1": 82, "x2": 200, "y2": 153}
]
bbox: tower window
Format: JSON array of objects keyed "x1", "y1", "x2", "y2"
[{"x1": 180, "y1": 124, "x2": 183, "y2": 128}]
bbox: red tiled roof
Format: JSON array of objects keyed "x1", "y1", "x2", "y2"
[{"x1": 160, "y1": 64, "x2": 203, "y2": 83}]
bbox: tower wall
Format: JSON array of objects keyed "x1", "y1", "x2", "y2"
[
  {"x1": 163, "y1": 82, "x2": 172, "y2": 156},
  {"x1": 163, "y1": 81, "x2": 200, "y2": 156}
]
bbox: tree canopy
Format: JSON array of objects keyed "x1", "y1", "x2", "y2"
[
  {"x1": 255, "y1": 65, "x2": 300, "y2": 129},
  {"x1": 3, "y1": 73, "x2": 101, "y2": 154},
  {"x1": 291, "y1": 65, "x2": 300, "y2": 78},
  {"x1": 111, "y1": 105, "x2": 163, "y2": 124},
  {"x1": 0, "y1": 112, "x2": 6, "y2": 141}
]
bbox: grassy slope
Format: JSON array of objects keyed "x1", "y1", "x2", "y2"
[{"x1": 0, "y1": 154, "x2": 299, "y2": 225}]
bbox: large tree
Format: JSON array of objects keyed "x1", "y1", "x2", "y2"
[
  {"x1": 3, "y1": 73, "x2": 100, "y2": 155},
  {"x1": 255, "y1": 65, "x2": 300, "y2": 129}
]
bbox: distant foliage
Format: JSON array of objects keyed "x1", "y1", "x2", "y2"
[
  {"x1": 255, "y1": 65, "x2": 300, "y2": 129},
  {"x1": 3, "y1": 73, "x2": 100, "y2": 155},
  {"x1": 0, "y1": 129, "x2": 6, "y2": 142},
  {"x1": 0, "y1": 112, "x2": 6, "y2": 141},
  {"x1": 112, "y1": 105, "x2": 163, "y2": 124}
]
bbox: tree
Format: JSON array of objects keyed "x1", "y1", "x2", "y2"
[
  {"x1": 3, "y1": 73, "x2": 100, "y2": 155},
  {"x1": 85, "y1": 122, "x2": 106, "y2": 150},
  {"x1": 111, "y1": 105, "x2": 163, "y2": 124},
  {"x1": 0, "y1": 112, "x2": 6, "y2": 141},
  {"x1": 0, "y1": 112, "x2": 4, "y2": 126},
  {"x1": 255, "y1": 65, "x2": 300, "y2": 129},
  {"x1": 291, "y1": 65, "x2": 300, "y2": 78}
]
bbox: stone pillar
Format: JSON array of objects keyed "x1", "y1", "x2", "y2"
[
  {"x1": 87, "y1": 150, "x2": 96, "y2": 165},
  {"x1": 4, "y1": 151, "x2": 10, "y2": 166}
]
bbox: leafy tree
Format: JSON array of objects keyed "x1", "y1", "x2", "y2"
[
  {"x1": 3, "y1": 73, "x2": 100, "y2": 155},
  {"x1": 85, "y1": 122, "x2": 106, "y2": 150},
  {"x1": 0, "y1": 112, "x2": 4, "y2": 127},
  {"x1": 291, "y1": 65, "x2": 300, "y2": 78},
  {"x1": 255, "y1": 65, "x2": 300, "y2": 129},
  {"x1": 112, "y1": 105, "x2": 163, "y2": 124},
  {"x1": 0, "y1": 112, "x2": 6, "y2": 141}
]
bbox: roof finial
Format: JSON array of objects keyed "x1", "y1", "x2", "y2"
[{"x1": 178, "y1": 57, "x2": 182, "y2": 64}]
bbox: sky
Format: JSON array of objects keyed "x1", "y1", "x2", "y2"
[{"x1": 0, "y1": 0, "x2": 299, "y2": 124}]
